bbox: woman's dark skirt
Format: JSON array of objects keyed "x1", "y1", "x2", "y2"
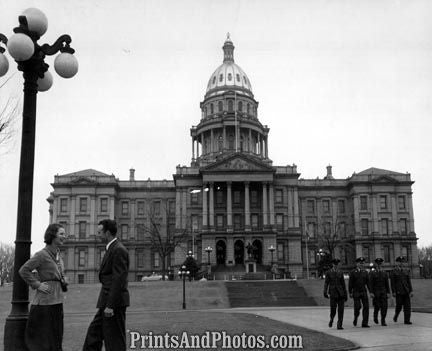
[{"x1": 26, "y1": 303, "x2": 64, "y2": 351}]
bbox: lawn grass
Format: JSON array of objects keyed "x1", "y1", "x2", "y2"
[{"x1": 0, "y1": 281, "x2": 357, "y2": 350}]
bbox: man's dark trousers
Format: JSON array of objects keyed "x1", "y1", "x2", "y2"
[
  {"x1": 373, "y1": 294, "x2": 388, "y2": 322},
  {"x1": 83, "y1": 307, "x2": 127, "y2": 351},
  {"x1": 395, "y1": 294, "x2": 411, "y2": 323},
  {"x1": 330, "y1": 297, "x2": 344, "y2": 327},
  {"x1": 354, "y1": 294, "x2": 369, "y2": 325}
]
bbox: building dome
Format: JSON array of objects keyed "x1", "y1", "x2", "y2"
[{"x1": 205, "y1": 34, "x2": 253, "y2": 98}]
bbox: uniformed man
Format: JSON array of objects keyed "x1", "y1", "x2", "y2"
[
  {"x1": 348, "y1": 257, "x2": 370, "y2": 327},
  {"x1": 323, "y1": 258, "x2": 347, "y2": 330},
  {"x1": 390, "y1": 256, "x2": 413, "y2": 325},
  {"x1": 369, "y1": 257, "x2": 390, "y2": 326}
]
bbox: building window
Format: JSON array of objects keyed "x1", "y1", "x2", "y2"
[
  {"x1": 233, "y1": 190, "x2": 241, "y2": 205},
  {"x1": 168, "y1": 200, "x2": 175, "y2": 216},
  {"x1": 236, "y1": 73, "x2": 240, "y2": 82},
  {"x1": 60, "y1": 198, "x2": 68, "y2": 213},
  {"x1": 251, "y1": 214, "x2": 259, "y2": 229},
  {"x1": 216, "y1": 214, "x2": 224, "y2": 228},
  {"x1": 307, "y1": 222, "x2": 315, "y2": 238},
  {"x1": 382, "y1": 245, "x2": 391, "y2": 263},
  {"x1": 247, "y1": 104, "x2": 250, "y2": 115},
  {"x1": 121, "y1": 201, "x2": 129, "y2": 216},
  {"x1": 218, "y1": 101, "x2": 223, "y2": 112},
  {"x1": 380, "y1": 195, "x2": 388, "y2": 210},
  {"x1": 227, "y1": 73, "x2": 232, "y2": 81},
  {"x1": 210, "y1": 103, "x2": 214, "y2": 114},
  {"x1": 340, "y1": 248, "x2": 348, "y2": 265},
  {"x1": 219, "y1": 74, "x2": 223, "y2": 82},
  {"x1": 250, "y1": 190, "x2": 258, "y2": 205},
  {"x1": 324, "y1": 222, "x2": 332, "y2": 235},
  {"x1": 277, "y1": 243, "x2": 284, "y2": 261},
  {"x1": 228, "y1": 100, "x2": 233, "y2": 112},
  {"x1": 233, "y1": 214, "x2": 242, "y2": 230},
  {"x1": 121, "y1": 224, "x2": 128, "y2": 240},
  {"x1": 362, "y1": 246, "x2": 370, "y2": 262},
  {"x1": 338, "y1": 222, "x2": 346, "y2": 238},
  {"x1": 400, "y1": 219, "x2": 408, "y2": 235},
  {"x1": 275, "y1": 190, "x2": 283, "y2": 204},
  {"x1": 79, "y1": 221, "x2": 86, "y2": 239},
  {"x1": 137, "y1": 201, "x2": 145, "y2": 216},
  {"x1": 137, "y1": 224, "x2": 145, "y2": 241},
  {"x1": 361, "y1": 219, "x2": 369, "y2": 236},
  {"x1": 78, "y1": 249, "x2": 86, "y2": 267},
  {"x1": 153, "y1": 252, "x2": 160, "y2": 268},
  {"x1": 309, "y1": 250, "x2": 316, "y2": 265},
  {"x1": 307, "y1": 200, "x2": 315, "y2": 214},
  {"x1": 136, "y1": 249, "x2": 144, "y2": 268},
  {"x1": 79, "y1": 198, "x2": 87, "y2": 213},
  {"x1": 100, "y1": 198, "x2": 108, "y2": 213},
  {"x1": 190, "y1": 192, "x2": 199, "y2": 205},
  {"x1": 238, "y1": 101, "x2": 242, "y2": 112},
  {"x1": 191, "y1": 215, "x2": 199, "y2": 232},
  {"x1": 216, "y1": 190, "x2": 224, "y2": 205},
  {"x1": 360, "y1": 196, "x2": 368, "y2": 211},
  {"x1": 78, "y1": 274, "x2": 85, "y2": 284},
  {"x1": 401, "y1": 245, "x2": 409, "y2": 261},
  {"x1": 398, "y1": 196, "x2": 406, "y2": 210},
  {"x1": 153, "y1": 201, "x2": 161, "y2": 215},
  {"x1": 322, "y1": 200, "x2": 330, "y2": 213},
  {"x1": 212, "y1": 76, "x2": 216, "y2": 84},
  {"x1": 338, "y1": 200, "x2": 345, "y2": 214},
  {"x1": 381, "y1": 218, "x2": 389, "y2": 235},
  {"x1": 276, "y1": 214, "x2": 283, "y2": 229}
]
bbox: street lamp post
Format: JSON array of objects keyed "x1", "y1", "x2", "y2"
[
  {"x1": 178, "y1": 265, "x2": 190, "y2": 309},
  {"x1": 268, "y1": 245, "x2": 275, "y2": 266},
  {"x1": 205, "y1": 246, "x2": 212, "y2": 278},
  {"x1": 0, "y1": 8, "x2": 78, "y2": 350}
]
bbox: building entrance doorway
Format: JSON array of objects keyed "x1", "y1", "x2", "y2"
[
  {"x1": 252, "y1": 239, "x2": 263, "y2": 264},
  {"x1": 234, "y1": 240, "x2": 245, "y2": 264},
  {"x1": 216, "y1": 240, "x2": 226, "y2": 265}
]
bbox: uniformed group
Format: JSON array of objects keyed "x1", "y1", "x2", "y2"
[{"x1": 323, "y1": 256, "x2": 413, "y2": 330}]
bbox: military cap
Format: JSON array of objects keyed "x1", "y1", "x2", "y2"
[
  {"x1": 332, "y1": 258, "x2": 341, "y2": 264},
  {"x1": 395, "y1": 256, "x2": 405, "y2": 262},
  {"x1": 355, "y1": 257, "x2": 365, "y2": 263},
  {"x1": 375, "y1": 258, "x2": 384, "y2": 263}
]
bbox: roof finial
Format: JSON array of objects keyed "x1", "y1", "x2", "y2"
[
  {"x1": 226, "y1": 32, "x2": 230, "y2": 41},
  {"x1": 223, "y1": 34, "x2": 234, "y2": 63}
]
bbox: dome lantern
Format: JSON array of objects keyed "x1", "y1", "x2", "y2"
[{"x1": 223, "y1": 32, "x2": 234, "y2": 63}]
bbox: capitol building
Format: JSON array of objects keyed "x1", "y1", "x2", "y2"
[{"x1": 48, "y1": 36, "x2": 419, "y2": 283}]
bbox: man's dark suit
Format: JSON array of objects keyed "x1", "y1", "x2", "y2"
[
  {"x1": 390, "y1": 267, "x2": 412, "y2": 323},
  {"x1": 83, "y1": 239, "x2": 130, "y2": 351},
  {"x1": 348, "y1": 268, "x2": 370, "y2": 326},
  {"x1": 324, "y1": 268, "x2": 347, "y2": 328},
  {"x1": 369, "y1": 269, "x2": 390, "y2": 324}
]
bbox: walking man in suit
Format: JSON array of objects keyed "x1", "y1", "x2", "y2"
[
  {"x1": 390, "y1": 256, "x2": 413, "y2": 325},
  {"x1": 349, "y1": 257, "x2": 370, "y2": 328},
  {"x1": 369, "y1": 258, "x2": 390, "y2": 326},
  {"x1": 323, "y1": 258, "x2": 347, "y2": 330},
  {"x1": 83, "y1": 219, "x2": 130, "y2": 351}
]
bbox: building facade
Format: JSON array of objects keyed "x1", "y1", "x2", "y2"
[{"x1": 48, "y1": 36, "x2": 419, "y2": 283}]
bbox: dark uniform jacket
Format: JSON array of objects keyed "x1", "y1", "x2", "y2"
[
  {"x1": 96, "y1": 239, "x2": 130, "y2": 309},
  {"x1": 369, "y1": 269, "x2": 390, "y2": 296},
  {"x1": 348, "y1": 269, "x2": 370, "y2": 297},
  {"x1": 324, "y1": 268, "x2": 347, "y2": 299},
  {"x1": 390, "y1": 268, "x2": 412, "y2": 296}
]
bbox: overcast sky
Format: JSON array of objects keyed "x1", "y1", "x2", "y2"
[{"x1": 1, "y1": 0, "x2": 431, "y2": 253}]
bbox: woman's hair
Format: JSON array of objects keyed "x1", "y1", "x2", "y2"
[{"x1": 44, "y1": 223, "x2": 64, "y2": 244}]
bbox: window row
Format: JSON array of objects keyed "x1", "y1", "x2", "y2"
[
  {"x1": 306, "y1": 199, "x2": 346, "y2": 214},
  {"x1": 360, "y1": 218, "x2": 409, "y2": 235},
  {"x1": 359, "y1": 194, "x2": 407, "y2": 211},
  {"x1": 204, "y1": 100, "x2": 257, "y2": 116},
  {"x1": 191, "y1": 189, "x2": 286, "y2": 206}
]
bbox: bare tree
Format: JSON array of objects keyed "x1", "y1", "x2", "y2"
[
  {"x1": 0, "y1": 75, "x2": 20, "y2": 154},
  {"x1": 317, "y1": 218, "x2": 352, "y2": 259},
  {"x1": 418, "y1": 245, "x2": 432, "y2": 278},
  {"x1": 0, "y1": 242, "x2": 15, "y2": 286},
  {"x1": 138, "y1": 202, "x2": 189, "y2": 280}
]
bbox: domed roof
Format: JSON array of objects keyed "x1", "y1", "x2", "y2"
[{"x1": 205, "y1": 34, "x2": 254, "y2": 98}]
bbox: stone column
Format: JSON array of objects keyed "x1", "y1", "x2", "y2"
[
  {"x1": 262, "y1": 183, "x2": 268, "y2": 227},
  {"x1": 210, "y1": 129, "x2": 214, "y2": 154},
  {"x1": 192, "y1": 138, "x2": 195, "y2": 160},
  {"x1": 287, "y1": 187, "x2": 294, "y2": 228},
  {"x1": 52, "y1": 197, "x2": 58, "y2": 223},
  {"x1": 202, "y1": 183, "x2": 208, "y2": 229},
  {"x1": 227, "y1": 182, "x2": 233, "y2": 231},
  {"x1": 209, "y1": 182, "x2": 215, "y2": 229},
  {"x1": 90, "y1": 196, "x2": 96, "y2": 237},
  {"x1": 248, "y1": 129, "x2": 252, "y2": 153},
  {"x1": 391, "y1": 195, "x2": 398, "y2": 234},
  {"x1": 408, "y1": 194, "x2": 415, "y2": 233},
  {"x1": 269, "y1": 184, "x2": 275, "y2": 226},
  {"x1": 244, "y1": 182, "x2": 251, "y2": 231},
  {"x1": 372, "y1": 195, "x2": 379, "y2": 234},
  {"x1": 182, "y1": 189, "x2": 187, "y2": 229},
  {"x1": 200, "y1": 133, "x2": 204, "y2": 155},
  {"x1": 176, "y1": 190, "x2": 181, "y2": 228},
  {"x1": 223, "y1": 126, "x2": 226, "y2": 150},
  {"x1": 265, "y1": 136, "x2": 268, "y2": 158},
  {"x1": 293, "y1": 187, "x2": 300, "y2": 227},
  {"x1": 353, "y1": 196, "x2": 360, "y2": 234},
  {"x1": 130, "y1": 199, "x2": 136, "y2": 239},
  {"x1": 70, "y1": 196, "x2": 76, "y2": 236},
  {"x1": 109, "y1": 197, "x2": 115, "y2": 219}
]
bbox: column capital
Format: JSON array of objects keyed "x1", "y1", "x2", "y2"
[{"x1": 244, "y1": 181, "x2": 250, "y2": 187}]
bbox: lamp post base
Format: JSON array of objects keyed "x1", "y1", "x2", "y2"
[{"x1": 4, "y1": 315, "x2": 29, "y2": 351}]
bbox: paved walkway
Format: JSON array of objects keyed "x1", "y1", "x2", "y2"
[{"x1": 220, "y1": 306, "x2": 432, "y2": 350}]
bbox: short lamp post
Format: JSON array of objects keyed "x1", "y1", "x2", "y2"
[
  {"x1": 178, "y1": 265, "x2": 190, "y2": 309},
  {"x1": 205, "y1": 246, "x2": 212, "y2": 278},
  {"x1": 268, "y1": 245, "x2": 275, "y2": 266},
  {"x1": 0, "y1": 8, "x2": 78, "y2": 350}
]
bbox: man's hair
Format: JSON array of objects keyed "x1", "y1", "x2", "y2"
[
  {"x1": 98, "y1": 219, "x2": 117, "y2": 236},
  {"x1": 44, "y1": 223, "x2": 64, "y2": 244}
]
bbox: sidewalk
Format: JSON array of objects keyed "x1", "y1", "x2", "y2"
[{"x1": 222, "y1": 307, "x2": 432, "y2": 351}]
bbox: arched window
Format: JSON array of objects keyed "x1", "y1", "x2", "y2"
[
  {"x1": 212, "y1": 76, "x2": 216, "y2": 84},
  {"x1": 218, "y1": 135, "x2": 223, "y2": 151},
  {"x1": 228, "y1": 134, "x2": 234, "y2": 149},
  {"x1": 238, "y1": 101, "x2": 243, "y2": 112},
  {"x1": 236, "y1": 74, "x2": 240, "y2": 82},
  {"x1": 218, "y1": 101, "x2": 223, "y2": 112},
  {"x1": 247, "y1": 103, "x2": 250, "y2": 115},
  {"x1": 210, "y1": 103, "x2": 214, "y2": 114},
  {"x1": 204, "y1": 107, "x2": 207, "y2": 116},
  {"x1": 219, "y1": 74, "x2": 223, "y2": 82},
  {"x1": 228, "y1": 100, "x2": 233, "y2": 112},
  {"x1": 228, "y1": 73, "x2": 232, "y2": 81}
]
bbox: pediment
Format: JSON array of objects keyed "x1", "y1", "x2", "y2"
[
  {"x1": 70, "y1": 176, "x2": 98, "y2": 185},
  {"x1": 372, "y1": 175, "x2": 399, "y2": 184},
  {"x1": 202, "y1": 154, "x2": 274, "y2": 172}
]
